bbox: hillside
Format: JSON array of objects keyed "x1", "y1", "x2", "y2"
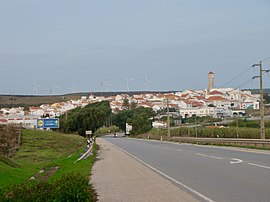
[
  {"x1": 0, "y1": 129, "x2": 87, "y2": 189},
  {"x1": 1, "y1": 89, "x2": 269, "y2": 108},
  {"x1": 0, "y1": 91, "x2": 177, "y2": 107}
]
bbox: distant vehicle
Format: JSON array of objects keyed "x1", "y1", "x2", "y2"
[
  {"x1": 125, "y1": 123, "x2": 132, "y2": 135},
  {"x1": 113, "y1": 133, "x2": 118, "y2": 138}
]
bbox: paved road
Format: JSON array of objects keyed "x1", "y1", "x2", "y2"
[
  {"x1": 91, "y1": 137, "x2": 197, "y2": 202},
  {"x1": 104, "y1": 135, "x2": 270, "y2": 202}
]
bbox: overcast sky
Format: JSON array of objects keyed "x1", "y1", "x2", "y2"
[{"x1": 1, "y1": 0, "x2": 270, "y2": 95}]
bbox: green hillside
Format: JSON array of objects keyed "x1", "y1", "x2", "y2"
[{"x1": 0, "y1": 129, "x2": 91, "y2": 189}]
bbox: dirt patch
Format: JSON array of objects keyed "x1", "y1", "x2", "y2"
[{"x1": 31, "y1": 165, "x2": 60, "y2": 182}]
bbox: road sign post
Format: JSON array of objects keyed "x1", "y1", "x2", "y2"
[{"x1": 85, "y1": 130, "x2": 92, "y2": 138}]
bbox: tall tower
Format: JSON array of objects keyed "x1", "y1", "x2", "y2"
[{"x1": 208, "y1": 71, "x2": 214, "y2": 90}]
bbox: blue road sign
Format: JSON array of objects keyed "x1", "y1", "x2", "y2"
[{"x1": 37, "y1": 118, "x2": 59, "y2": 129}]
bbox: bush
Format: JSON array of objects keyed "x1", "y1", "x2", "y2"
[
  {"x1": 94, "y1": 126, "x2": 120, "y2": 136},
  {"x1": 53, "y1": 172, "x2": 92, "y2": 202},
  {"x1": 1, "y1": 172, "x2": 93, "y2": 202}
]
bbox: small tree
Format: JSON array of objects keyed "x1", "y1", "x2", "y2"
[
  {"x1": 130, "y1": 101, "x2": 137, "y2": 109},
  {"x1": 123, "y1": 98, "x2": 129, "y2": 110}
]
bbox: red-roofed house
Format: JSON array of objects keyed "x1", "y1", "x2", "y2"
[
  {"x1": 206, "y1": 96, "x2": 232, "y2": 108},
  {"x1": 178, "y1": 99, "x2": 205, "y2": 108}
]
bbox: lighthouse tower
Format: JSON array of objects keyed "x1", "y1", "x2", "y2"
[{"x1": 208, "y1": 71, "x2": 215, "y2": 91}]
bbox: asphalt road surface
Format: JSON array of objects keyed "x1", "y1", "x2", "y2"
[{"x1": 104, "y1": 134, "x2": 270, "y2": 202}]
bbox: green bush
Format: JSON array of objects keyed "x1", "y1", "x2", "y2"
[
  {"x1": 0, "y1": 172, "x2": 93, "y2": 202},
  {"x1": 53, "y1": 172, "x2": 92, "y2": 202},
  {"x1": 94, "y1": 125, "x2": 120, "y2": 136}
]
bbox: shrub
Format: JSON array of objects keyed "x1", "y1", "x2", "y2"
[
  {"x1": 94, "y1": 125, "x2": 120, "y2": 136},
  {"x1": 1, "y1": 172, "x2": 93, "y2": 202},
  {"x1": 53, "y1": 172, "x2": 92, "y2": 202}
]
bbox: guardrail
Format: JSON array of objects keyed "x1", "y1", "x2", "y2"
[
  {"x1": 171, "y1": 137, "x2": 270, "y2": 149},
  {"x1": 74, "y1": 136, "x2": 96, "y2": 164}
]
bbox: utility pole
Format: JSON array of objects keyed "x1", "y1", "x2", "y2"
[
  {"x1": 195, "y1": 115, "x2": 197, "y2": 138},
  {"x1": 252, "y1": 61, "x2": 270, "y2": 139},
  {"x1": 167, "y1": 98, "x2": 170, "y2": 139}
]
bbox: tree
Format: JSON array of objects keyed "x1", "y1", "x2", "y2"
[
  {"x1": 123, "y1": 98, "x2": 129, "y2": 110},
  {"x1": 112, "y1": 109, "x2": 133, "y2": 132},
  {"x1": 112, "y1": 107, "x2": 155, "y2": 135},
  {"x1": 264, "y1": 93, "x2": 270, "y2": 104},
  {"x1": 59, "y1": 101, "x2": 111, "y2": 136},
  {"x1": 129, "y1": 113, "x2": 152, "y2": 135},
  {"x1": 130, "y1": 101, "x2": 137, "y2": 109}
]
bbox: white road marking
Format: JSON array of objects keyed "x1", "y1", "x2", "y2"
[
  {"x1": 196, "y1": 153, "x2": 208, "y2": 157},
  {"x1": 196, "y1": 153, "x2": 222, "y2": 160},
  {"x1": 116, "y1": 146, "x2": 215, "y2": 202},
  {"x1": 248, "y1": 163, "x2": 270, "y2": 170},
  {"x1": 230, "y1": 158, "x2": 243, "y2": 164},
  {"x1": 209, "y1": 156, "x2": 223, "y2": 160}
]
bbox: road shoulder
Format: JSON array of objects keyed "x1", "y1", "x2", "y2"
[{"x1": 90, "y1": 137, "x2": 198, "y2": 202}]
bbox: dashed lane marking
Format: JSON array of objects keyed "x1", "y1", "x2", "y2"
[
  {"x1": 209, "y1": 156, "x2": 223, "y2": 160},
  {"x1": 248, "y1": 163, "x2": 270, "y2": 170},
  {"x1": 196, "y1": 153, "x2": 208, "y2": 157}
]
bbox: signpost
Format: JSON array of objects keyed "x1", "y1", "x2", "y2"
[
  {"x1": 37, "y1": 118, "x2": 59, "y2": 129},
  {"x1": 85, "y1": 130, "x2": 92, "y2": 135},
  {"x1": 85, "y1": 130, "x2": 92, "y2": 139}
]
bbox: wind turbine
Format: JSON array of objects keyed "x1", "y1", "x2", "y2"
[
  {"x1": 50, "y1": 82, "x2": 60, "y2": 96},
  {"x1": 103, "y1": 81, "x2": 114, "y2": 91},
  {"x1": 33, "y1": 80, "x2": 43, "y2": 95},
  {"x1": 67, "y1": 82, "x2": 76, "y2": 93},
  {"x1": 123, "y1": 75, "x2": 135, "y2": 92},
  {"x1": 143, "y1": 73, "x2": 153, "y2": 91}
]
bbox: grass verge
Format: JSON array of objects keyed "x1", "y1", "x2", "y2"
[{"x1": 0, "y1": 129, "x2": 97, "y2": 201}]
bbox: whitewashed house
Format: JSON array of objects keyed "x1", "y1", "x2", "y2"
[
  {"x1": 29, "y1": 107, "x2": 44, "y2": 117},
  {"x1": 180, "y1": 107, "x2": 215, "y2": 118}
]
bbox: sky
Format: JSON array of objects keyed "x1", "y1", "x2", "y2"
[{"x1": 1, "y1": 0, "x2": 270, "y2": 95}]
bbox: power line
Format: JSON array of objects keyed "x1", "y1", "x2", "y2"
[
  {"x1": 235, "y1": 78, "x2": 254, "y2": 89},
  {"x1": 220, "y1": 66, "x2": 253, "y2": 88},
  {"x1": 235, "y1": 70, "x2": 269, "y2": 89},
  {"x1": 220, "y1": 57, "x2": 270, "y2": 88},
  {"x1": 262, "y1": 56, "x2": 270, "y2": 62}
]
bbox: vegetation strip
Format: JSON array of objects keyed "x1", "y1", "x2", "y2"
[{"x1": 0, "y1": 129, "x2": 97, "y2": 201}]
